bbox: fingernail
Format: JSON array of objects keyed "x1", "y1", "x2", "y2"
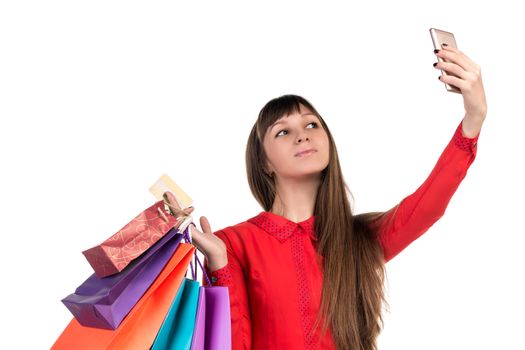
[
  {"x1": 433, "y1": 62, "x2": 437, "y2": 67},
  {"x1": 434, "y1": 49, "x2": 440, "y2": 54}
]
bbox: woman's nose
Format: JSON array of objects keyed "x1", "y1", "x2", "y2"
[{"x1": 297, "y1": 135, "x2": 309, "y2": 143}]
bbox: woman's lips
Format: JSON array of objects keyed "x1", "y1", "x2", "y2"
[{"x1": 295, "y1": 149, "x2": 317, "y2": 157}]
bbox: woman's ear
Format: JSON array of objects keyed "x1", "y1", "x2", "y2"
[{"x1": 264, "y1": 161, "x2": 274, "y2": 177}]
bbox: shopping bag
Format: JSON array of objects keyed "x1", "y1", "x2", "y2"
[
  {"x1": 61, "y1": 226, "x2": 184, "y2": 330},
  {"x1": 190, "y1": 286, "x2": 232, "y2": 350},
  {"x1": 82, "y1": 200, "x2": 179, "y2": 277},
  {"x1": 151, "y1": 278, "x2": 201, "y2": 350},
  {"x1": 151, "y1": 225, "x2": 232, "y2": 350},
  {"x1": 51, "y1": 241, "x2": 196, "y2": 350}
]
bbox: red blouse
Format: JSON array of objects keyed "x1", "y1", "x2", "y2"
[{"x1": 202, "y1": 120, "x2": 480, "y2": 350}]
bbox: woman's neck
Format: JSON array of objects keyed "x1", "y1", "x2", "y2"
[{"x1": 270, "y1": 175, "x2": 319, "y2": 223}]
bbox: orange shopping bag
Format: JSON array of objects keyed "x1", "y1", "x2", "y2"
[{"x1": 52, "y1": 242, "x2": 196, "y2": 350}]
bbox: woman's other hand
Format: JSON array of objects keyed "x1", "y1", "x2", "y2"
[{"x1": 434, "y1": 44, "x2": 487, "y2": 136}]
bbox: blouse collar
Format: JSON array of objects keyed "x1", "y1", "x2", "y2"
[{"x1": 247, "y1": 211, "x2": 317, "y2": 243}]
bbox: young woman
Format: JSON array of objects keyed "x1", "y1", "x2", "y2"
[{"x1": 178, "y1": 44, "x2": 487, "y2": 350}]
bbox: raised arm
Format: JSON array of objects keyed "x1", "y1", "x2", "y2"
[
  {"x1": 374, "y1": 119, "x2": 481, "y2": 262},
  {"x1": 202, "y1": 230, "x2": 252, "y2": 350}
]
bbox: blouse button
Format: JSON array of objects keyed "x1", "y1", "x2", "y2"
[{"x1": 211, "y1": 276, "x2": 218, "y2": 283}]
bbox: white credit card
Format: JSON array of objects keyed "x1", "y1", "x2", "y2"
[{"x1": 149, "y1": 173, "x2": 193, "y2": 209}]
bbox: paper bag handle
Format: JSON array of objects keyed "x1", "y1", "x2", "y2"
[{"x1": 181, "y1": 224, "x2": 213, "y2": 287}]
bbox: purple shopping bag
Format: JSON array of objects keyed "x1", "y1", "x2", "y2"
[
  {"x1": 191, "y1": 287, "x2": 232, "y2": 350},
  {"x1": 61, "y1": 226, "x2": 184, "y2": 330},
  {"x1": 185, "y1": 225, "x2": 231, "y2": 350}
]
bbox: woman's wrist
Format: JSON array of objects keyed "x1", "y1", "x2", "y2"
[{"x1": 206, "y1": 255, "x2": 228, "y2": 272}]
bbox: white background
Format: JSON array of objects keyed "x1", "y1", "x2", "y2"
[{"x1": 1, "y1": 1, "x2": 523, "y2": 349}]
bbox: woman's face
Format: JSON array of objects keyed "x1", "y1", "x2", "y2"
[{"x1": 263, "y1": 104, "x2": 330, "y2": 180}]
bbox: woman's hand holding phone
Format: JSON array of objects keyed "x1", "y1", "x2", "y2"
[{"x1": 433, "y1": 44, "x2": 488, "y2": 122}]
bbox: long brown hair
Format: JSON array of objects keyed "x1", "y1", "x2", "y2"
[{"x1": 245, "y1": 94, "x2": 396, "y2": 350}]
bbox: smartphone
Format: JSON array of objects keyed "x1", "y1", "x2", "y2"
[{"x1": 429, "y1": 28, "x2": 461, "y2": 94}]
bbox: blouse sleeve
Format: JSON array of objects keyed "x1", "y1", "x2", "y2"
[
  {"x1": 375, "y1": 119, "x2": 480, "y2": 263},
  {"x1": 202, "y1": 229, "x2": 252, "y2": 350}
]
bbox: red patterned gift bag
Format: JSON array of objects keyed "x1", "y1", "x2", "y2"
[{"x1": 82, "y1": 200, "x2": 181, "y2": 278}]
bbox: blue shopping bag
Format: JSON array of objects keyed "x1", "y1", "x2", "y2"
[
  {"x1": 151, "y1": 277, "x2": 201, "y2": 350},
  {"x1": 151, "y1": 227, "x2": 202, "y2": 350}
]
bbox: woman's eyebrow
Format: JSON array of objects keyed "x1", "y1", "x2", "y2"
[{"x1": 268, "y1": 113, "x2": 316, "y2": 131}]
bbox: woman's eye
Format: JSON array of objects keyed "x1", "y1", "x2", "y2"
[{"x1": 276, "y1": 122, "x2": 318, "y2": 137}]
